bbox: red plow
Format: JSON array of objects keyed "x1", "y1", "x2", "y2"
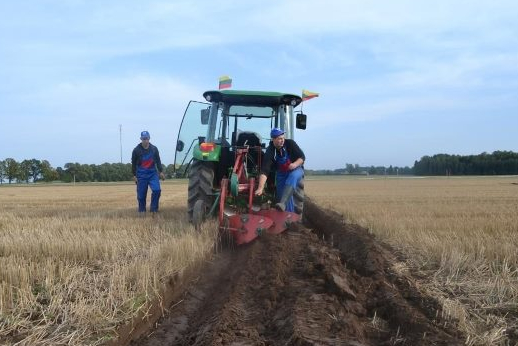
[{"x1": 218, "y1": 147, "x2": 300, "y2": 245}]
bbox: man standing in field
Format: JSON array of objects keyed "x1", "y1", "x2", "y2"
[
  {"x1": 254, "y1": 127, "x2": 305, "y2": 212},
  {"x1": 131, "y1": 131, "x2": 165, "y2": 215}
]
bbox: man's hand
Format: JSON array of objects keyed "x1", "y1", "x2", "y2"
[
  {"x1": 255, "y1": 174, "x2": 267, "y2": 196},
  {"x1": 288, "y1": 163, "x2": 298, "y2": 171},
  {"x1": 288, "y1": 159, "x2": 303, "y2": 171},
  {"x1": 133, "y1": 176, "x2": 137, "y2": 184},
  {"x1": 159, "y1": 172, "x2": 165, "y2": 180}
]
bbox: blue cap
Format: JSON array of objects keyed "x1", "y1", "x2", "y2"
[
  {"x1": 140, "y1": 131, "x2": 150, "y2": 139},
  {"x1": 270, "y1": 127, "x2": 285, "y2": 138}
]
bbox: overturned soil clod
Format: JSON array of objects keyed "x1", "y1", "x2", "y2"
[{"x1": 125, "y1": 199, "x2": 463, "y2": 346}]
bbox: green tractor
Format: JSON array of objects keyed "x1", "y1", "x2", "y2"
[{"x1": 174, "y1": 89, "x2": 307, "y2": 244}]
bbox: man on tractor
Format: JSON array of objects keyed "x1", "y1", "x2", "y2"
[{"x1": 254, "y1": 127, "x2": 305, "y2": 212}]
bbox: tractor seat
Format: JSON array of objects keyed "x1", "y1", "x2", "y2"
[
  {"x1": 236, "y1": 131, "x2": 262, "y2": 148},
  {"x1": 234, "y1": 131, "x2": 263, "y2": 174}
]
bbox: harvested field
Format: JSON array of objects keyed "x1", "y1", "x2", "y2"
[
  {"x1": 0, "y1": 182, "x2": 215, "y2": 345},
  {"x1": 2, "y1": 177, "x2": 516, "y2": 345},
  {"x1": 306, "y1": 176, "x2": 518, "y2": 345}
]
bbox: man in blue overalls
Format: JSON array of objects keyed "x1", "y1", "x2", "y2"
[
  {"x1": 131, "y1": 131, "x2": 165, "y2": 215},
  {"x1": 254, "y1": 128, "x2": 305, "y2": 212}
]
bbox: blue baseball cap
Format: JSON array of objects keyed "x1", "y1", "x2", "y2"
[
  {"x1": 270, "y1": 127, "x2": 285, "y2": 138},
  {"x1": 140, "y1": 131, "x2": 150, "y2": 139}
]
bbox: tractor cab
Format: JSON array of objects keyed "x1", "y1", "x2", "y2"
[{"x1": 174, "y1": 90, "x2": 307, "y2": 244}]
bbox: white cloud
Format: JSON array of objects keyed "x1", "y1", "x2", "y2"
[
  {"x1": 32, "y1": 75, "x2": 199, "y2": 121},
  {"x1": 1, "y1": 0, "x2": 518, "y2": 167}
]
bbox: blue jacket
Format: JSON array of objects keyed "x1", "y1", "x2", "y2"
[{"x1": 131, "y1": 143, "x2": 163, "y2": 177}]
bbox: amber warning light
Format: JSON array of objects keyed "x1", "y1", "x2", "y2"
[{"x1": 200, "y1": 142, "x2": 215, "y2": 152}]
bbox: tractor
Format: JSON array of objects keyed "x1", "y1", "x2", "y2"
[{"x1": 174, "y1": 89, "x2": 307, "y2": 245}]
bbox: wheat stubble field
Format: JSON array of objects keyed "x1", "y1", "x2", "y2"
[
  {"x1": 306, "y1": 175, "x2": 518, "y2": 345},
  {"x1": 0, "y1": 181, "x2": 216, "y2": 345},
  {"x1": 1, "y1": 176, "x2": 517, "y2": 345}
]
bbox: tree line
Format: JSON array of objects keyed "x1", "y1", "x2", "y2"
[
  {"x1": 413, "y1": 151, "x2": 518, "y2": 175},
  {"x1": 303, "y1": 151, "x2": 518, "y2": 176},
  {"x1": 306, "y1": 164, "x2": 413, "y2": 176},
  {"x1": 2, "y1": 151, "x2": 517, "y2": 183},
  {"x1": 0, "y1": 158, "x2": 176, "y2": 184}
]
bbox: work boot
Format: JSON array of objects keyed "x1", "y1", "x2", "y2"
[{"x1": 275, "y1": 185, "x2": 294, "y2": 212}]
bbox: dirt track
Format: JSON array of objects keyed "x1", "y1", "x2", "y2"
[{"x1": 126, "y1": 199, "x2": 463, "y2": 345}]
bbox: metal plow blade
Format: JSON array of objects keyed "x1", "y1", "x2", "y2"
[
  {"x1": 223, "y1": 214, "x2": 274, "y2": 245},
  {"x1": 222, "y1": 210, "x2": 300, "y2": 245},
  {"x1": 255, "y1": 209, "x2": 301, "y2": 234}
]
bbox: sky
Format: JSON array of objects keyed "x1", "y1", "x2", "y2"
[{"x1": 1, "y1": 1, "x2": 517, "y2": 170}]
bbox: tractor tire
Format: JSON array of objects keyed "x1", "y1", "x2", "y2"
[
  {"x1": 188, "y1": 160, "x2": 215, "y2": 222},
  {"x1": 293, "y1": 177, "x2": 305, "y2": 215},
  {"x1": 192, "y1": 199, "x2": 207, "y2": 231}
]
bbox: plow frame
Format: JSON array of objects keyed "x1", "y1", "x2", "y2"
[{"x1": 216, "y1": 146, "x2": 300, "y2": 245}]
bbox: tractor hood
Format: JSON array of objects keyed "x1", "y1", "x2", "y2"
[{"x1": 203, "y1": 90, "x2": 302, "y2": 107}]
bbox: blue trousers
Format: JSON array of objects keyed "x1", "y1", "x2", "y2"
[
  {"x1": 275, "y1": 167, "x2": 304, "y2": 212},
  {"x1": 136, "y1": 173, "x2": 161, "y2": 212}
]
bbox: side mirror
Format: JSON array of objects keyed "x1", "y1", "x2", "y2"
[
  {"x1": 296, "y1": 113, "x2": 307, "y2": 130},
  {"x1": 201, "y1": 108, "x2": 210, "y2": 125},
  {"x1": 198, "y1": 136, "x2": 206, "y2": 144},
  {"x1": 176, "y1": 140, "x2": 185, "y2": 152}
]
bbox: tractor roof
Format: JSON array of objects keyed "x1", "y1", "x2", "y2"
[{"x1": 203, "y1": 90, "x2": 302, "y2": 107}]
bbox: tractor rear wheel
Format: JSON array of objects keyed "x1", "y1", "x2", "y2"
[
  {"x1": 192, "y1": 199, "x2": 207, "y2": 231},
  {"x1": 188, "y1": 160, "x2": 215, "y2": 222},
  {"x1": 293, "y1": 177, "x2": 305, "y2": 215}
]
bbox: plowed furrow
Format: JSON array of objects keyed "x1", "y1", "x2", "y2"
[{"x1": 128, "y1": 201, "x2": 464, "y2": 346}]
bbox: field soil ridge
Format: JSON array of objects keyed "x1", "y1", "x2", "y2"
[{"x1": 117, "y1": 199, "x2": 463, "y2": 345}]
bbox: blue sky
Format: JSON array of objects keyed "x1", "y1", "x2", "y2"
[{"x1": 1, "y1": 0, "x2": 517, "y2": 170}]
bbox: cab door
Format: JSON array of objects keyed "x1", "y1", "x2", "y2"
[{"x1": 173, "y1": 101, "x2": 210, "y2": 177}]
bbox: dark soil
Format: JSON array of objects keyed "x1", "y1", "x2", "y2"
[{"x1": 120, "y1": 199, "x2": 463, "y2": 346}]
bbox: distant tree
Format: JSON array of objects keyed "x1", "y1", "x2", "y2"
[
  {"x1": 112, "y1": 163, "x2": 132, "y2": 181},
  {"x1": 19, "y1": 159, "x2": 32, "y2": 183},
  {"x1": 99, "y1": 163, "x2": 114, "y2": 181},
  {"x1": 0, "y1": 160, "x2": 6, "y2": 184},
  {"x1": 28, "y1": 159, "x2": 42, "y2": 182},
  {"x1": 400, "y1": 166, "x2": 413, "y2": 175},
  {"x1": 4, "y1": 158, "x2": 19, "y2": 184},
  {"x1": 64, "y1": 163, "x2": 80, "y2": 182},
  {"x1": 86, "y1": 162, "x2": 132, "y2": 182},
  {"x1": 80, "y1": 164, "x2": 93, "y2": 182},
  {"x1": 174, "y1": 164, "x2": 190, "y2": 178},
  {"x1": 165, "y1": 164, "x2": 175, "y2": 179},
  {"x1": 41, "y1": 160, "x2": 58, "y2": 182}
]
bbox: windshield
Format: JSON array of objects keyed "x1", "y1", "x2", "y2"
[
  {"x1": 228, "y1": 105, "x2": 274, "y2": 118},
  {"x1": 221, "y1": 105, "x2": 276, "y2": 145}
]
